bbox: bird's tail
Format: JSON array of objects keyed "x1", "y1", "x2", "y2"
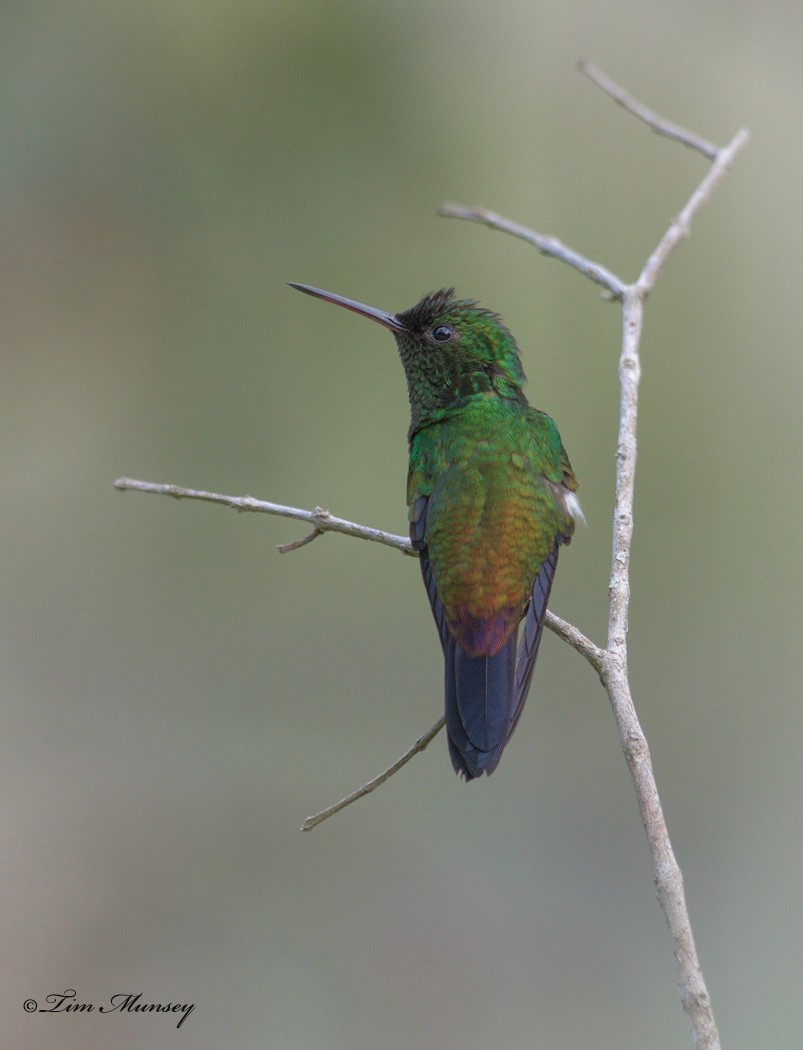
[
  {"x1": 445, "y1": 634, "x2": 517, "y2": 779},
  {"x1": 444, "y1": 545, "x2": 561, "y2": 779}
]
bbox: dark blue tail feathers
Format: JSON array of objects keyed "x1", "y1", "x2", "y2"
[
  {"x1": 445, "y1": 633, "x2": 517, "y2": 779},
  {"x1": 444, "y1": 545, "x2": 561, "y2": 779}
]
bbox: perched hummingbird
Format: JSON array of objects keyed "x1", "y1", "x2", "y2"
[{"x1": 290, "y1": 282, "x2": 582, "y2": 779}]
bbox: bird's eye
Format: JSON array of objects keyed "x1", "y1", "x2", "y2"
[{"x1": 431, "y1": 324, "x2": 454, "y2": 343}]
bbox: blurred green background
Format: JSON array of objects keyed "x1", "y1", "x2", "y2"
[{"x1": 3, "y1": 1, "x2": 801, "y2": 1047}]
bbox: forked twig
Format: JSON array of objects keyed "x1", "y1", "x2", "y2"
[{"x1": 435, "y1": 67, "x2": 747, "y2": 1050}]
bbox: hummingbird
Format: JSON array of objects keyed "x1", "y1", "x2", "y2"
[{"x1": 290, "y1": 282, "x2": 582, "y2": 779}]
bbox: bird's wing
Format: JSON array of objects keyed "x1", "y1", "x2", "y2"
[
  {"x1": 409, "y1": 493, "x2": 450, "y2": 654},
  {"x1": 508, "y1": 542, "x2": 560, "y2": 741}
]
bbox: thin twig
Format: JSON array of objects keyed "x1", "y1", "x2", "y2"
[
  {"x1": 276, "y1": 529, "x2": 323, "y2": 554},
  {"x1": 637, "y1": 126, "x2": 749, "y2": 293},
  {"x1": 300, "y1": 716, "x2": 446, "y2": 831},
  {"x1": 544, "y1": 609, "x2": 605, "y2": 672},
  {"x1": 114, "y1": 477, "x2": 412, "y2": 554},
  {"x1": 113, "y1": 476, "x2": 594, "y2": 657},
  {"x1": 577, "y1": 58, "x2": 720, "y2": 160},
  {"x1": 438, "y1": 203, "x2": 626, "y2": 300}
]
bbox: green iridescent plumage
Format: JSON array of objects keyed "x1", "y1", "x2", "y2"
[{"x1": 290, "y1": 282, "x2": 580, "y2": 779}]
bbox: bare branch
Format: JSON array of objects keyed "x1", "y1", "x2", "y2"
[
  {"x1": 544, "y1": 609, "x2": 606, "y2": 672},
  {"x1": 438, "y1": 203, "x2": 626, "y2": 299},
  {"x1": 637, "y1": 126, "x2": 750, "y2": 294},
  {"x1": 114, "y1": 477, "x2": 412, "y2": 554},
  {"x1": 439, "y1": 63, "x2": 745, "y2": 1050},
  {"x1": 607, "y1": 287, "x2": 642, "y2": 653},
  {"x1": 300, "y1": 716, "x2": 446, "y2": 831},
  {"x1": 577, "y1": 58, "x2": 720, "y2": 160},
  {"x1": 600, "y1": 657, "x2": 720, "y2": 1049},
  {"x1": 113, "y1": 476, "x2": 596, "y2": 657}
]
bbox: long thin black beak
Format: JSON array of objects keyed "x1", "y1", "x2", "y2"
[{"x1": 289, "y1": 282, "x2": 407, "y2": 333}]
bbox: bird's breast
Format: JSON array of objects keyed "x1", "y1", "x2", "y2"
[{"x1": 412, "y1": 409, "x2": 563, "y2": 655}]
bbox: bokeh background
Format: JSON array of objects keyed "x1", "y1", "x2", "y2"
[{"x1": 3, "y1": 1, "x2": 801, "y2": 1048}]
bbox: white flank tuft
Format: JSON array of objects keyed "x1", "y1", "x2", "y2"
[{"x1": 563, "y1": 491, "x2": 586, "y2": 526}]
